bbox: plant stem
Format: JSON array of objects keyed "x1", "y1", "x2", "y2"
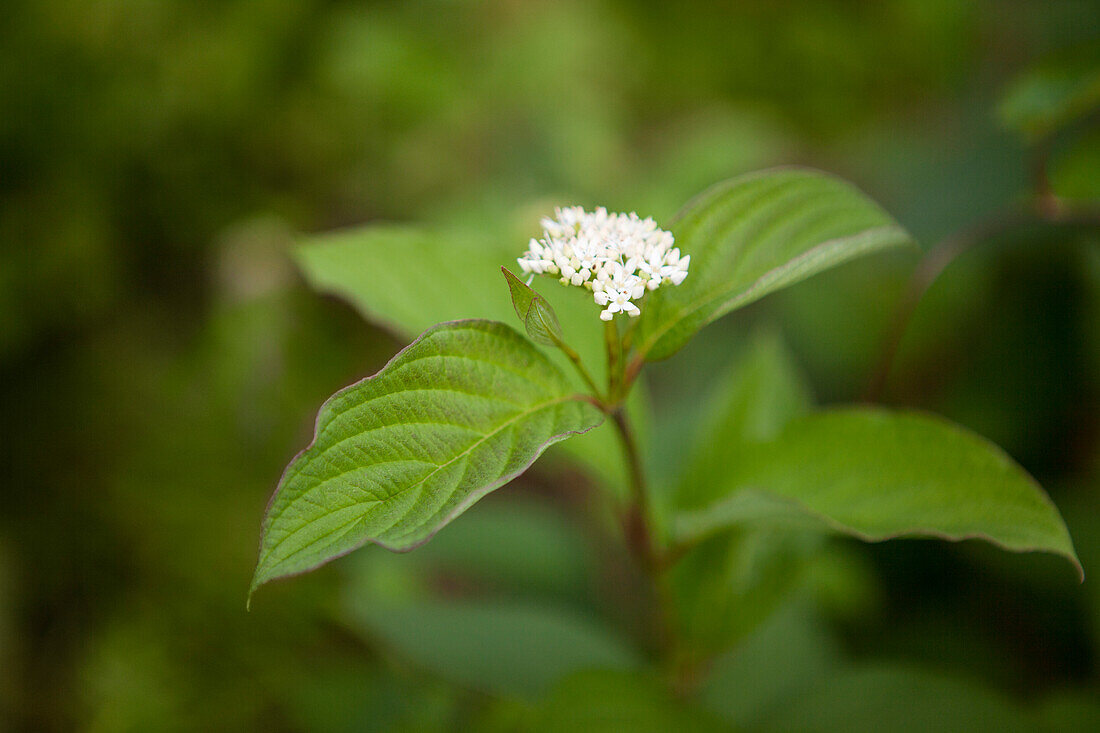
[
  {"x1": 555, "y1": 338, "x2": 605, "y2": 402},
  {"x1": 864, "y1": 198, "x2": 1100, "y2": 401},
  {"x1": 611, "y1": 407, "x2": 660, "y2": 572},
  {"x1": 605, "y1": 319, "x2": 621, "y2": 403},
  {"x1": 609, "y1": 403, "x2": 682, "y2": 673},
  {"x1": 602, "y1": 319, "x2": 682, "y2": 672},
  {"x1": 622, "y1": 354, "x2": 645, "y2": 395}
]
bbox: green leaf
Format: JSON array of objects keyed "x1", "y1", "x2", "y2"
[
  {"x1": 251, "y1": 320, "x2": 603, "y2": 596},
  {"x1": 700, "y1": 603, "x2": 841, "y2": 729},
  {"x1": 633, "y1": 168, "x2": 915, "y2": 360},
  {"x1": 530, "y1": 670, "x2": 730, "y2": 732},
  {"x1": 294, "y1": 225, "x2": 631, "y2": 493},
  {"x1": 663, "y1": 332, "x2": 821, "y2": 652},
  {"x1": 674, "y1": 408, "x2": 1081, "y2": 576},
  {"x1": 405, "y1": 499, "x2": 594, "y2": 600},
  {"x1": 760, "y1": 664, "x2": 1030, "y2": 733},
  {"x1": 345, "y1": 598, "x2": 641, "y2": 700},
  {"x1": 502, "y1": 266, "x2": 564, "y2": 346},
  {"x1": 294, "y1": 224, "x2": 654, "y2": 498},
  {"x1": 670, "y1": 528, "x2": 830, "y2": 653},
  {"x1": 295, "y1": 226, "x2": 515, "y2": 337},
  {"x1": 1032, "y1": 692, "x2": 1100, "y2": 733},
  {"x1": 293, "y1": 224, "x2": 608, "y2": 384},
  {"x1": 998, "y1": 47, "x2": 1100, "y2": 139},
  {"x1": 675, "y1": 329, "x2": 813, "y2": 496},
  {"x1": 344, "y1": 497, "x2": 595, "y2": 604}
]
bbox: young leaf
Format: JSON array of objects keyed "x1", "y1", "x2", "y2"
[
  {"x1": 250, "y1": 320, "x2": 604, "y2": 597},
  {"x1": 502, "y1": 266, "x2": 564, "y2": 346},
  {"x1": 674, "y1": 408, "x2": 1081, "y2": 577},
  {"x1": 634, "y1": 168, "x2": 915, "y2": 361}
]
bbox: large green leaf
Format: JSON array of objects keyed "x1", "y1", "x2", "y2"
[
  {"x1": 294, "y1": 224, "x2": 608, "y2": 384},
  {"x1": 665, "y1": 333, "x2": 826, "y2": 650},
  {"x1": 633, "y1": 168, "x2": 914, "y2": 360},
  {"x1": 400, "y1": 499, "x2": 594, "y2": 600},
  {"x1": 342, "y1": 497, "x2": 596, "y2": 604},
  {"x1": 295, "y1": 225, "x2": 515, "y2": 338},
  {"x1": 294, "y1": 224, "x2": 637, "y2": 493},
  {"x1": 700, "y1": 603, "x2": 841, "y2": 729},
  {"x1": 760, "y1": 664, "x2": 1029, "y2": 733},
  {"x1": 251, "y1": 320, "x2": 603, "y2": 596},
  {"x1": 675, "y1": 329, "x2": 813, "y2": 496},
  {"x1": 674, "y1": 409, "x2": 1080, "y2": 576},
  {"x1": 346, "y1": 598, "x2": 640, "y2": 700}
]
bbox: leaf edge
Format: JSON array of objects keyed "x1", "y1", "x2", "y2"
[{"x1": 248, "y1": 318, "x2": 605, "y2": 604}]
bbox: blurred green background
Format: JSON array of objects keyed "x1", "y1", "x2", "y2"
[{"x1": 2, "y1": 0, "x2": 1099, "y2": 730}]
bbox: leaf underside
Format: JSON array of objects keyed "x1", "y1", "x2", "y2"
[
  {"x1": 674, "y1": 408, "x2": 1081, "y2": 577},
  {"x1": 635, "y1": 167, "x2": 915, "y2": 361},
  {"x1": 251, "y1": 320, "x2": 603, "y2": 596}
]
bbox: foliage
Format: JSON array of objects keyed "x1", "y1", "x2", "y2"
[
  {"x1": 250, "y1": 165, "x2": 1082, "y2": 729},
  {"x1": 251, "y1": 320, "x2": 602, "y2": 594},
  {"x1": 4, "y1": 1, "x2": 1100, "y2": 730}
]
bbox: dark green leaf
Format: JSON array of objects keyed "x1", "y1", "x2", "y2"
[
  {"x1": 1050, "y1": 126, "x2": 1100, "y2": 201},
  {"x1": 700, "y1": 604, "x2": 841, "y2": 729},
  {"x1": 407, "y1": 499, "x2": 593, "y2": 599},
  {"x1": 251, "y1": 320, "x2": 603, "y2": 596},
  {"x1": 344, "y1": 497, "x2": 595, "y2": 603},
  {"x1": 674, "y1": 408, "x2": 1081, "y2": 576},
  {"x1": 670, "y1": 529, "x2": 829, "y2": 653},
  {"x1": 530, "y1": 670, "x2": 730, "y2": 732},
  {"x1": 761, "y1": 665, "x2": 1029, "y2": 733},
  {"x1": 663, "y1": 335, "x2": 822, "y2": 651},
  {"x1": 998, "y1": 48, "x2": 1100, "y2": 139},
  {"x1": 634, "y1": 168, "x2": 915, "y2": 360},
  {"x1": 502, "y1": 266, "x2": 564, "y2": 346},
  {"x1": 1032, "y1": 692, "x2": 1100, "y2": 733},
  {"x1": 345, "y1": 598, "x2": 641, "y2": 700},
  {"x1": 675, "y1": 329, "x2": 812, "y2": 496}
]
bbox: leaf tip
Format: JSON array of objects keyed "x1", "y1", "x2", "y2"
[
  {"x1": 1067, "y1": 550, "x2": 1085, "y2": 584},
  {"x1": 246, "y1": 569, "x2": 266, "y2": 610}
]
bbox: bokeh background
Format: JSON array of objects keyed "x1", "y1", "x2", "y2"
[{"x1": 2, "y1": 0, "x2": 1100, "y2": 730}]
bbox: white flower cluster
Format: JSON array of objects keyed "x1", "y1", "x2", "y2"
[{"x1": 517, "y1": 206, "x2": 689, "y2": 321}]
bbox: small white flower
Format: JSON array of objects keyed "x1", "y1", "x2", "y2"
[{"x1": 517, "y1": 206, "x2": 688, "y2": 321}]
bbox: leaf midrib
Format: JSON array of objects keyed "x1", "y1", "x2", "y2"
[{"x1": 260, "y1": 393, "x2": 587, "y2": 569}]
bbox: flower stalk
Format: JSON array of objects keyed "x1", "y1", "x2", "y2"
[{"x1": 518, "y1": 204, "x2": 684, "y2": 672}]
